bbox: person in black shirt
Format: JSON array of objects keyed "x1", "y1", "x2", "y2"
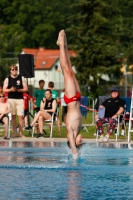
[
  {"x1": 3, "y1": 64, "x2": 28, "y2": 138},
  {"x1": 25, "y1": 89, "x2": 56, "y2": 138},
  {"x1": 96, "y1": 87, "x2": 125, "y2": 142}
]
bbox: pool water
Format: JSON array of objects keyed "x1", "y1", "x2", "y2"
[{"x1": 0, "y1": 141, "x2": 133, "y2": 200}]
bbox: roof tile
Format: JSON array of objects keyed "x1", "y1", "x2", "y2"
[{"x1": 22, "y1": 48, "x2": 76, "y2": 69}]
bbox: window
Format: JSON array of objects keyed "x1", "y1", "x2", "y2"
[{"x1": 41, "y1": 61, "x2": 46, "y2": 66}]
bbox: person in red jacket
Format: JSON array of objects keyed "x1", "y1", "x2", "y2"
[
  {"x1": 23, "y1": 92, "x2": 32, "y2": 128},
  {"x1": 0, "y1": 84, "x2": 8, "y2": 103}
]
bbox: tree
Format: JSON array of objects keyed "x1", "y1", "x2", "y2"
[
  {"x1": 0, "y1": 0, "x2": 78, "y2": 50},
  {"x1": 67, "y1": 0, "x2": 123, "y2": 97},
  {"x1": 118, "y1": 0, "x2": 133, "y2": 67},
  {"x1": 0, "y1": 24, "x2": 19, "y2": 82},
  {"x1": 0, "y1": 0, "x2": 78, "y2": 81}
]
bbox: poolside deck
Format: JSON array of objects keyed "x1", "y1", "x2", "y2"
[{"x1": 0, "y1": 137, "x2": 132, "y2": 144}]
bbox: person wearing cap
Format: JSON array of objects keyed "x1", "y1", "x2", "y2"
[{"x1": 96, "y1": 87, "x2": 126, "y2": 142}]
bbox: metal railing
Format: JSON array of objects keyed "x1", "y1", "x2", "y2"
[{"x1": 80, "y1": 97, "x2": 95, "y2": 131}]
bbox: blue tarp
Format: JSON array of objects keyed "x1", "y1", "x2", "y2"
[
  {"x1": 121, "y1": 97, "x2": 131, "y2": 112},
  {"x1": 80, "y1": 96, "x2": 88, "y2": 117}
]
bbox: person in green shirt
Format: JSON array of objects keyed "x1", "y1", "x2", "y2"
[{"x1": 33, "y1": 80, "x2": 45, "y2": 114}]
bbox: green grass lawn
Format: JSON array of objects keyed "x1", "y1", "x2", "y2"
[
  {"x1": 0, "y1": 109, "x2": 131, "y2": 140},
  {"x1": 0, "y1": 123, "x2": 131, "y2": 140}
]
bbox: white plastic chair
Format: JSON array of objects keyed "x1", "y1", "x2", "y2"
[
  {"x1": 32, "y1": 111, "x2": 58, "y2": 138},
  {"x1": 95, "y1": 96, "x2": 126, "y2": 142},
  {"x1": 45, "y1": 111, "x2": 58, "y2": 138},
  {"x1": 96, "y1": 114, "x2": 126, "y2": 142},
  {"x1": 8, "y1": 113, "x2": 12, "y2": 138}
]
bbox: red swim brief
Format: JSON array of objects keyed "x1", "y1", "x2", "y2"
[{"x1": 64, "y1": 92, "x2": 81, "y2": 104}]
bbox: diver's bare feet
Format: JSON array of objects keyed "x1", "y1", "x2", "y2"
[
  {"x1": 73, "y1": 153, "x2": 79, "y2": 160},
  {"x1": 11, "y1": 134, "x2": 17, "y2": 138},
  {"x1": 20, "y1": 135, "x2": 26, "y2": 138},
  {"x1": 58, "y1": 130, "x2": 61, "y2": 135},
  {"x1": 56, "y1": 30, "x2": 67, "y2": 47}
]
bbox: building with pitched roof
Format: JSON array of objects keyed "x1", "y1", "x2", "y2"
[{"x1": 21, "y1": 47, "x2": 76, "y2": 92}]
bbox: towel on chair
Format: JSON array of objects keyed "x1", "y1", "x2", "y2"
[
  {"x1": 121, "y1": 97, "x2": 131, "y2": 112},
  {"x1": 98, "y1": 107, "x2": 105, "y2": 118}
]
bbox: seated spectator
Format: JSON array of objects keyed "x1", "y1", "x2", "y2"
[
  {"x1": 47, "y1": 81, "x2": 60, "y2": 133},
  {"x1": 0, "y1": 92, "x2": 12, "y2": 139},
  {"x1": 96, "y1": 87, "x2": 125, "y2": 142},
  {"x1": 32, "y1": 80, "x2": 45, "y2": 133},
  {"x1": 25, "y1": 89, "x2": 56, "y2": 138}
]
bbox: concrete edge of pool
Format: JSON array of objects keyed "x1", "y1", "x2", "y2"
[{"x1": 0, "y1": 137, "x2": 132, "y2": 144}]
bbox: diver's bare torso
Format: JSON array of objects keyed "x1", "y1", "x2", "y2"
[{"x1": 66, "y1": 101, "x2": 82, "y2": 132}]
